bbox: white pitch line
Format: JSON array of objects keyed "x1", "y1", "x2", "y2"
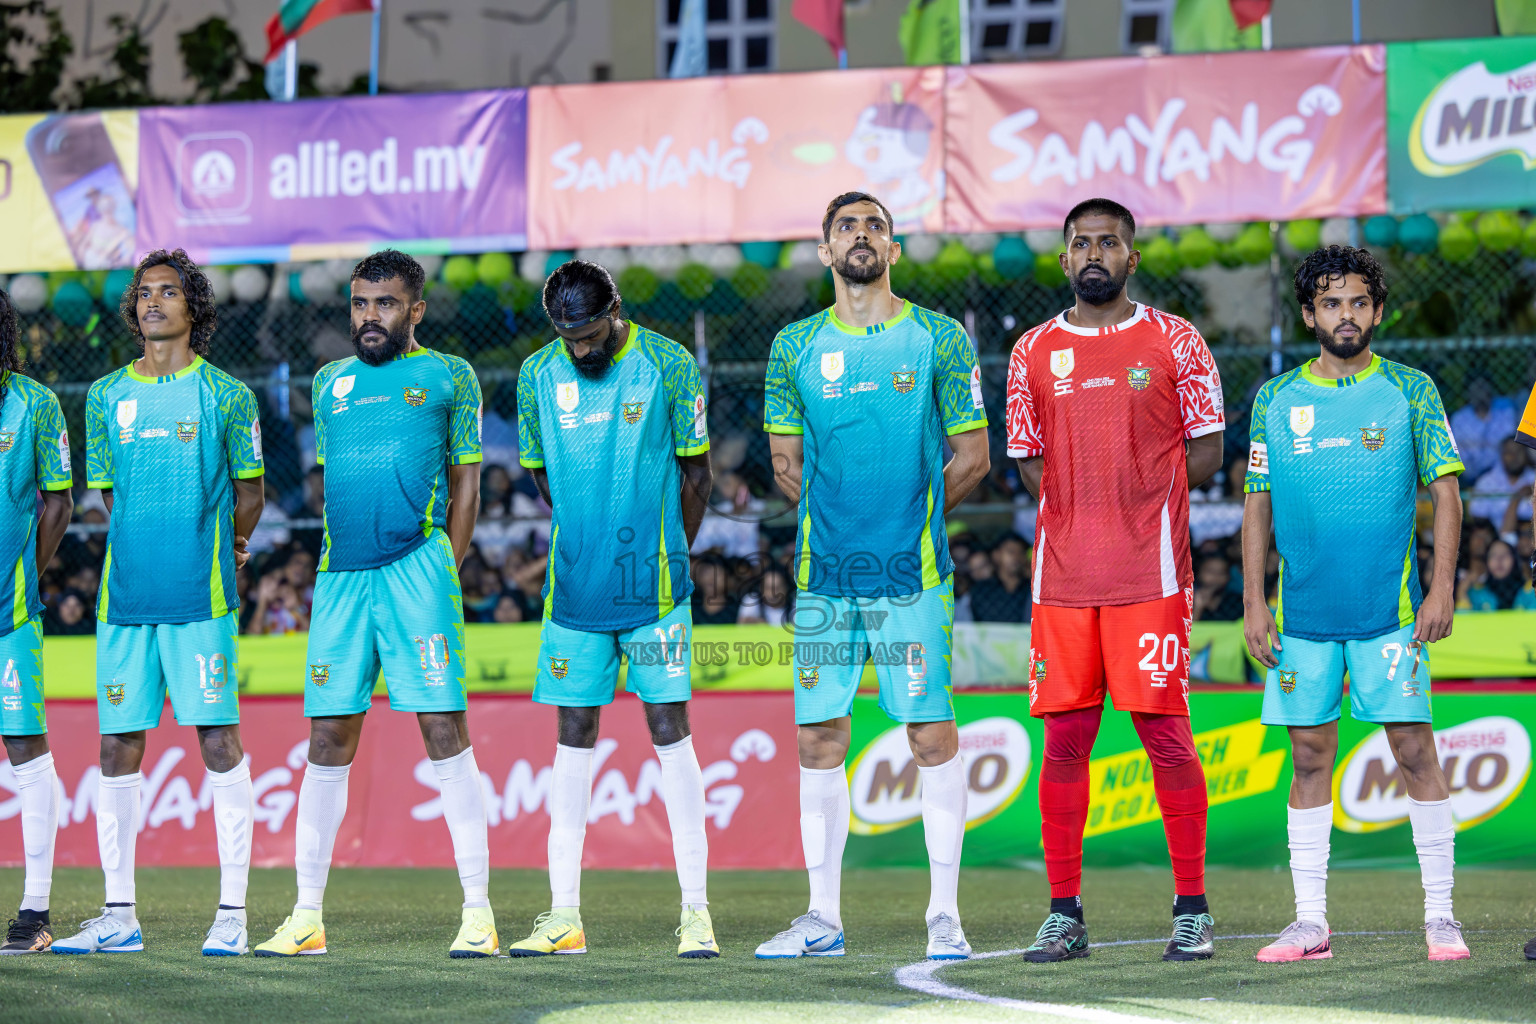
[{"x1": 892, "y1": 931, "x2": 1417, "y2": 1024}]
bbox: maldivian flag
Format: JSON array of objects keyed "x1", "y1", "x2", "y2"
[
  {"x1": 265, "y1": 0, "x2": 376, "y2": 63},
  {"x1": 1171, "y1": 0, "x2": 1268, "y2": 53},
  {"x1": 899, "y1": 0, "x2": 963, "y2": 66}
]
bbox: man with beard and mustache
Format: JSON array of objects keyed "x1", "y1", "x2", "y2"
[
  {"x1": 755, "y1": 192, "x2": 990, "y2": 963},
  {"x1": 1005, "y1": 198, "x2": 1225, "y2": 964},
  {"x1": 1242, "y1": 245, "x2": 1468, "y2": 964},
  {"x1": 506, "y1": 259, "x2": 718, "y2": 959},
  {"x1": 256, "y1": 250, "x2": 497, "y2": 960}
]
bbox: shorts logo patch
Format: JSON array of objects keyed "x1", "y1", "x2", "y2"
[
  {"x1": 105, "y1": 683, "x2": 126, "y2": 706},
  {"x1": 1032, "y1": 658, "x2": 1046, "y2": 685},
  {"x1": 0, "y1": 432, "x2": 13, "y2": 453},
  {"x1": 622, "y1": 401, "x2": 644, "y2": 424},
  {"x1": 891, "y1": 371, "x2": 916, "y2": 394},
  {"x1": 798, "y1": 667, "x2": 819, "y2": 690},
  {"x1": 1278, "y1": 669, "x2": 1297, "y2": 694},
  {"x1": 403, "y1": 387, "x2": 430, "y2": 407},
  {"x1": 1360, "y1": 426, "x2": 1386, "y2": 451},
  {"x1": 176, "y1": 421, "x2": 199, "y2": 443},
  {"x1": 309, "y1": 664, "x2": 330, "y2": 687},
  {"x1": 549, "y1": 657, "x2": 570, "y2": 680},
  {"x1": 1126, "y1": 366, "x2": 1151, "y2": 391}
]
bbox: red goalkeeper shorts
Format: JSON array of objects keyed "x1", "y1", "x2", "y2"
[{"x1": 1027, "y1": 588, "x2": 1192, "y2": 718}]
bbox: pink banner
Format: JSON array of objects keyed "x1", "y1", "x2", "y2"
[
  {"x1": 943, "y1": 45, "x2": 1387, "y2": 232},
  {"x1": 0, "y1": 695, "x2": 800, "y2": 870},
  {"x1": 527, "y1": 68, "x2": 947, "y2": 249}
]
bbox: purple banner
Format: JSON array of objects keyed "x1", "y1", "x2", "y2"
[{"x1": 136, "y1": 90, "x2": 526, "y2": 263}]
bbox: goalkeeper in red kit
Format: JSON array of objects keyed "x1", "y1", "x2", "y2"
[{"x1": 1006, "y1": 199, "x2": 1226, "y2": 963}]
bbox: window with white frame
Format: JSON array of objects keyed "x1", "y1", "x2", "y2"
[
  {"x1": 1122, "y1": 0, "x2": 1173, "y2": 53},
  {"x1": 972, "y1": 0, "x2": 1066, "y2": 60},
  {"x1": 657, "y1": 0, "x2": 775, "y2": 76}
]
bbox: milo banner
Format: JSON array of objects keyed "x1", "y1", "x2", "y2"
[
  {"x1": 1388, "y1": 35, "x2": 1536, "y2": 211},
  {"x1": 845, "y1": 691, "x2": 1536, "y2": 869},
  {"x1": 0, "y1": 110, "x2": 140, "y2": 273}
]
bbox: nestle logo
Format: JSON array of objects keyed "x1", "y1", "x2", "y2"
[{"x1": 1507, "y1": 73, "x2": 1536, "y2": 94}]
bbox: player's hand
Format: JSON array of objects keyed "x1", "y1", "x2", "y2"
[
  {"x1": 1414, "y1": 586, "x2": 1455, "y2": 644},
  {"x1": 233, "y1": 534, "x2": 251, "y2": 570},
  {"x1": 1243, "y1": 602, "x2": 1281, "y2": 668}
]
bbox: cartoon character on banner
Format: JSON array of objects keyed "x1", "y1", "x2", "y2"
[{"x1": 843, "y1": 83, "x2": 943, "y2": 230}]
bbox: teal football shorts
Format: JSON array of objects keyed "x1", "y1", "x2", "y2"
[
  {"x1": 1261, "y1": 622, "x2": 1433, "y2": 728},
  {"x1": 96, "y1": 613, "x2": 240, "y2": 732},
  {"x1": 0, "y1": 616, "x2": 45, "y2": 736},
  {"x1": 533, "y1": 602, "x2": 693, "y2": 707}
]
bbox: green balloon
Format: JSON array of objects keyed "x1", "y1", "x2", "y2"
[
  {"x1": 51, "y1": 280, "x2": 95, "y2": 327},
  {"x1": 476, "y1": 252, "x2": 514, "y2": 288},
  {"x1": 676, "y1": 262, "x2": 715, "y2": 302},
  {"x1": 442, "y1": 255, "x2": 477, "y2": 291},
  {"x1": 1438, "y1": 218, "x2": 1478, "y2": 263},
  {"x1": 730, "y1": 262, "x2": 771, "y2": 301},
  {"x1": 992, "y1": 236, "x2": 1032, "y2": 280},
  {"x1": 1175, "y1": 228, "x2": 1217, "y2": 269},
  {"x1": 1033, "y1": 250, "x2": 1067, "y2": 288},
  {"x1": 1362, "y1": 215, "x2": 1399, "y2": 248},
  {"x1": 1138, "y1": 235, "x2": 1180, "y2": 278},
  {"x1": 932, "y1": 241, "x2": 974, "y2": 286},
  {"x1": 617, "y1": 264, "x2": 660, "y2": 304},
  {"x1": 1283, "y1": 219, "x2": 1322, "y2": 253},
  {"x1": 1231, "y1": 223, "x2": 1273, "y2": 265},
  {"x1": 1398, "y1": 214, "x2": 1438, "y2": 254},
  {"x1": 1475, "y1": 211, "x2": 1521, "y2": 252}
]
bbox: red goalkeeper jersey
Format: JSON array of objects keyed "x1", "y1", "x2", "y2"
[{"x1": 1005, "y1": 304, "x2": 1225, "y2": 608}]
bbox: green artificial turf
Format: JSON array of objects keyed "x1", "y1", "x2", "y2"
[{"x1": 0, "y1": 867, "x2": 1533, "y2": 1023}]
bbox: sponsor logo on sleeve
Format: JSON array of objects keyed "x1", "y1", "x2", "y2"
[
  {"x1": 1443, "y1": 415, "x2": 1460, "y2": 456},
  {"x1": 970, "y1": 365, "x2": 984, "y2": 408},
  {"x1": 1248, "y1": 441, "x2": 1269, "y2": 476},
  {"x1": 251, "y1": 419, "x2": 263, "y2": 461},
  {"x1": 693, "y1": 394, "x2": 706, "y2": 438}
]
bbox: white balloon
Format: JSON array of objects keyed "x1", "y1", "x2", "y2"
[
  {"x1": 1024, "y1": 229, "x2": 1062, "y2": 254},
  {"x1": 300, "y1": 263, "x2": 341, "y2": 306},
  {"x1": 323, "y1": 258, "x2": 354, "y2": 285},
  {"x1": 204, "y1": 266, "x2": 232, "y2": 304},
  {"x1": 1203, "y1": 222, "x2": 1243, "y2": 243},
  {"x1": 7, "y1": 274, "x2": 47, "y2": 313},
  {"x1": 576, "y1": 247, "x2": 631, "y2": 274},
  {"x1": 961, "y1": 233, "x2": 999, "y2": 255},
  {"x1": 630, "y1": 245, "x2": 688, "y2": 276},
  {"x1": 230, "y1": 265, "x2": 269, "y2": 304},
  {"x1": 1321, "y1": 218, "x2": 1354, "y2": 248},
  {"x1": 900, "y1": 233, "x2": 942, "y2": 263},
  {"x1": 519, "y1": 251, "x2": 549, "y2": 283},
  {"x1": 689, "y1": 243, "x2": 742, "y2": 273},
  {"x1": 414, "y1": 254, "x2": 443, "y2": 280}
]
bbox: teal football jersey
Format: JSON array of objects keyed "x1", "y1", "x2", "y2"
[
  {"x1": 0, "y1": 374, "x2": 72, "y2": 634},
  {"x1": 764, "y1": 301, "x2": 987, "y2": 599},
  {"x1": 85, "y1": 357, "x2": 264, "y2": 625},
  {"x1": 517, "y1": 325, "x2": 709, "y2": 632},
  {"x1": 314, "y1": 348, "x2": 483, "y2": 572},
  {"x1": 1245, "y1": 355, "x2": 1463, "y2": 642}
]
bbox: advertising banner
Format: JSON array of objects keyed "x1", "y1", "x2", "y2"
[
  {"x1": 135, "y1": 90, "x2": 527, "y2": 265},
  {"x1": 0, "y1": 110, "x2": 139, "y2": 273},
  {"x1": 943, "y1": 45, "x2": 1387, "y2": 232},
  {"x1": 526, "y1": 67, "x2": 948, "y2": 249},
  {"x1": 1388, "y1": 36, "x2": 1536, "y2": 212}
]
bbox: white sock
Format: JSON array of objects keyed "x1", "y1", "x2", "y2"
[
  {"x1": 208, "y1": 760, "x2": 254, "y2": 909},
  {"x1": 800, "y1": 764, "x2": 849, "y2": 930},
  {"x1": 432, "y1": 746, "x2": 490, "y2": 909},
  {"x1": 294, "y1": 761, "x2": 350, "y2": 912},
  {"x1": 96, "y1": 772, "x2": 141, "y2": 907},
  {"x1": 1408, "y1": 796, "x2": 1456, "y2": 922},
  {"x1": 1288, "y1": 802, "x2": 1332, "y2": 925},
  {"x1": 919, "y1": 754, "x2": 967, "y2": 923},
  {"x1": 654, "y1": 736, "x2": 709, "y2": 906},
  {"x1": 14, "y1": 752, "x2": 59, "y2": 913},
  {"x1": 549, "y1": 744, "x2": 594, "y2": 909}
]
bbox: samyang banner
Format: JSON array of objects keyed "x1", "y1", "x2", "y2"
[
  {"x1": 135, "y1": 90, "x2": 527, "y2": 265},
  {"x1": 1388, "y1": 36, "x2": 1536, "y2": 212},
  {"x1": 943, "y1": 45, "x2": 1387, "y2": 232}
]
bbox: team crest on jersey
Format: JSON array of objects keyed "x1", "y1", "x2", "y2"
[
  {"x1": 1050, "y1": 349, "x2": 1075, "y2": 379},
  {"x1": 798, "y1": 667, "x2": 819, "y2": 690},
  {"x1": 0, "y1": 432, "x2": 13, "y2": 453},
  {"x1": 890, "y1": 371, "x2": 916, "y2": 394},
  {"x1": 557, "y1": 382, "x2": 580, "y2": 413},
  {"x1": 176, "y1": 421, "x2": 199, "y2": 443},
  {"x1": 309, "y1": 664, "x2": 330, "y2": 688},
  {"x1": 1126, "y1": 366, "x2": 1152, "y2": 391},
  {"x1": 332, "y1": 375, "x2": 356, "y2": 399},
  {"x1": 549, "y1": 657, "x2": 570, "y2": 680},
  {"x1": 622, "y1": 401, "x2": 644, "y2": 424},
  {"x1": 1360, "y1": 426, "x2": 1387, "y2": 451},
  {"x1": 1278, "y1": 669, "x2": 1297, "y2": 694},
  {"x1": 402, "y1": 387, "x2": 429, "y2": 407},
  {"x1": 821, "y1": 351, "x2": 845, "y2": 381},
  {"x1": 105, "y1": 683, "x2": 125, "y2": 706},
  {"x1": 1032, "y1": 658, "x2": 1047, "y2": 684},
  {"x1": 116, "y1": 399, "x2": 137, "y2": 429},
  {"x1": 1290, "y1": 405, "x2": 1316, "y2": 435}
]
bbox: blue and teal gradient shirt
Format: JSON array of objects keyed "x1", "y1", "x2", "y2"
[
  {"x1": 313, "y1": 348, "x2": 483, "y2": 572},
  {"x1": 517, "y1": 325, "x2": 709, "y2": 632},
  {"x1": 0, "y1": 373, "x2": 72, "y2": 634},
  {"x1": 763, "y1": 301, "x2": 987, "y2": 598},
  {"x1": 1245, "y1": 355, "x2": 1463, "y2": 642},
  {"x1": 86, "y1": 357, "x2": 263, "y2": 625}
]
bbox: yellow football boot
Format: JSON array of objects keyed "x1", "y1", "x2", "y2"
[
  {"x1": 450, "y1": 906, "x2": 499, "y2": 959},
  {"x1": 676, "y1": 905, "x2": 720, "y2": 959},
  {"x1": 253, "y1": 909, "x2": 326, "y2": 957},
  {"x1": 506, "y1": 908, "x2": 586, "y2": 957}
]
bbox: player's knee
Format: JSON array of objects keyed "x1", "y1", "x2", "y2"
[
  {"x1": 308, "y1": 720, "x2": 358, "y2": 766},
  {"x1": 906, "y1": 720, "x2": 958, "y2": 766},
  {"x1": 99, "y1": 731, "x2": 146, "y2": 776},
  {"x1": 1290, "y1": 733, "x2": 1336, "y2": 776},
  {"x1": 643, "y1": 702, "x2": 691, "y2": 747},
  {"x1": 197, "y1": 726, "x2": 244, "y2": 773},
  {"x1": 1386, "y1": 725, "x2": 1440, "y2": 778},
  {"x1": 1, "y1": 734, "x2": 49, "y2": 765},
  {"x1": 557, "y1": 707, "x2": 600, "y2": 749}
]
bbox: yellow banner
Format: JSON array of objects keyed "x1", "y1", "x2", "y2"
[
  {"x1": 1084, "y1": 718, "x2": 1286, "y2": 837},
  {"x1": 0, "y1": 110, "x2": 139, "y2": 273}
]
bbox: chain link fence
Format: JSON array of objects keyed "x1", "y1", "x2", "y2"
[{"x1": 8, "y1": 246, "x2": 1535, "y2": 636}]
